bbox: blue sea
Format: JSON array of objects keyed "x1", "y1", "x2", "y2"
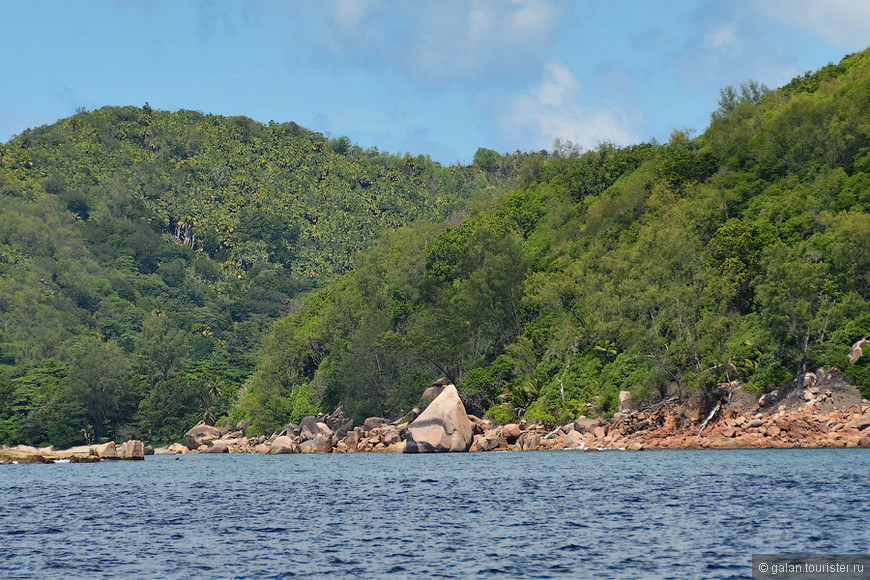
[{"x1": 1, "y1": 449, "x2": 868, "y2": 579}]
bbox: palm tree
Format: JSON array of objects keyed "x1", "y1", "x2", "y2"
[{"x1": 498, "y1": 379, "x2": 541, "y2": 417}]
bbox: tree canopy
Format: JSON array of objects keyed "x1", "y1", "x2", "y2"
[
  {"x1": 0, "y1": 106, "x2": 515, "y2": 445},
  {"x1": 3, "y1": 48, "x2": 870, "y2": 444},
  {"x1": 240, "y1": 49, "x2": 870, "y2": 432}
]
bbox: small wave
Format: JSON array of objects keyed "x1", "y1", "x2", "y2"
[
  {"x1": 477, "y1": 567, "x2": 511, "y2": 575},
  {"x1": 557, "y1": 543, "x2": 587, "y2": 552},
  {"x1": 565, "y1": 521, "x2": 589, "y2": 528}
]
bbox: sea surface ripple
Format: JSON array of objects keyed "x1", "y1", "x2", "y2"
[{"x1": 1, "y1": 449, "x2": 868, "y2": 579}]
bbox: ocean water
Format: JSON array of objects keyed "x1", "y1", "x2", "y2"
[{"x1": 1, "y1": 449, "x2": 868, "y2": 579}]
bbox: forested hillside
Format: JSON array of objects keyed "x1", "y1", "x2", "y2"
[
  {"x1": 3, "y1": 49, "x2": 870, "y2": 447},
  {"x1": 0, "y1": 106, "x2": 516, "y2": 446},
  {"x1": 238, "y1": 49, "x2": 870, "y2": 434}
]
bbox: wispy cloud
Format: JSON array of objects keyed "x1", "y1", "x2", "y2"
[
  {"x1": 399, "y1": 0, "x2": 562, "y2": 85},
  {"x1": 704, "y1": 22, "x2": 739, "y2": 53},
  {"x1": 670, "y1": 4, "x2": 793, "y2": 89},
  {"x1": 754, "y1": 0, "x2": 870, "y2": 49},
  {"x1": 498, "y1": 61, "x2": 640, "y2": 152},
  {"x1": 247, "y1": 0, "x2": 563, "y2": 87}
]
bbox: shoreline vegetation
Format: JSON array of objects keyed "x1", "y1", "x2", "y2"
[
  {"x1": 4, "y1": 368, "x2": 868, "y2": 464},
  {"x1": 2, "y1": 51, "x2": 870, "y2": 451}
]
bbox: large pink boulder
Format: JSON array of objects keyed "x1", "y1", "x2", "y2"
[
  {"x1": 184, "y1": 423, "x2": 221, "y2": 450},
  {"x1": 268, "y1": 436, "x2": 299, "y2": 454},
  {"x1": 91, "y1": 441, "x2": 117, "y2": 458},
  {"x1": 405, "y1": 384, "x2": 473, "y2": 452},
  {"x1": 119, "y1": 440, "x2": 145, "y2": 460},
  {"x1": 299, "y1": 435, "x2": 333, "y2": 453}
]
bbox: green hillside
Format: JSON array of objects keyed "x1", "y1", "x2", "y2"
[
  {"x1": 0, "y1": 106, "x2": 515, "y2": 445},
  {"x1": 239, "y1": 49, "x2": 870, "y2": 433},
  {"x1": 3, "y1": 49, "x2": 870, "y2": 446}
]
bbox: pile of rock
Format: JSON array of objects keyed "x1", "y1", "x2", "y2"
[
  {"x1": 603, "y1": 368, "x2": 870, "y2": 450},
  {"x1": 159, "y1": 383, "x2": 480, "y2": 455},
  {"x1": 464, "y1": 415, "x2": 644, "y2": 452},
  {"x1": 0, "y1": 439, "x2": 147, "y2": 464},
  {"x1": 685, "y1": 403, "x2": 870, "y2": 449},
  {"x1": 154, "y1": 368, "x2": 870, "y2": 456}
]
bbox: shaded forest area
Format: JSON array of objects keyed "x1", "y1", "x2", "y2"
[{"x1": 3, "y1": 49, "x2": 870, "y2": 445}]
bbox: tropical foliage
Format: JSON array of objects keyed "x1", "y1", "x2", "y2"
[
  {"x1": 0, "y1": 106, "x2": 512, "y2": 445},
  {"x1": 240, "y1": 49, "x2": 870, "y2": 433},
  {"x1": 3, "y1": 48, "x2": 870, "y2": 444}
]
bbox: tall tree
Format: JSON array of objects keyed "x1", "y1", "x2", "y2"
[
  {"x1": 137, "y1": 313, "x2": 188, "y2": 388},
  {"x1": 67, "y1": 336, "x2": 134, "y2": 442}
]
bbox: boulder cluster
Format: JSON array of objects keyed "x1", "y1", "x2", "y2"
[
  {"x1": 4, "y1": 369, "x2": 869, "y2": 463},
  {"x1": 159, "y1": 370, "x2": 869, "y2": 455},
  {"x1": 164, "y1": 384, "x2": 481, "y2": 455},
  {"x1": 0, "y1": 440, "x2": 147, "y2": 464},
  {"x1": 162, "y1": 369, "x2": 869, "y2": 455},
  {"x1": 617, "y1": 383, "x2": 870, "y2": 450}
]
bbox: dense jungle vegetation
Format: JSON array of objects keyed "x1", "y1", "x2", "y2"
[
  {"x1": 3, "y1": 49, "x2": 870, "y2": 445},
  {"x1": 0, "y1": 106, "x2": 518, "y2": 446}
]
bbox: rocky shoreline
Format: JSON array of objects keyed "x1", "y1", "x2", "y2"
[
  {"x1": 4, "y1": 369, "x2": 869, "y2": 464},
  {"x1": 166, "y1": 369, "x2": 869, "y2": 454},
  {"x1": 0, "y1": 439, "x2": 146, "y2": 464}
]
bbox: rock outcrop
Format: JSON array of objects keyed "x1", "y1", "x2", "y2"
[
  {"x1": 1, "y1": 439, "x2": 149, "y2": 464},
  {"x1": 267, "y1": 436, "x2": 298, "y2": 454},
  {"x1": 184, "y1": 423, "x2": 222, "y2": 450},
  {"x1": 91, "y1": 441, "x2": 118, "y2": 458},
  {"x1": 156, "y1": 367, "x2": 869, "y2": 454},
  {"x1": 119, "y1": 440, "x2": 145, "y2": 460},
  {"x1": 405, "y1": 384, "x2": 473, "y2": 452},
  {"x1": 849, "y1": 337, "x2": 868, "y2": 364},
  {"x1": 13, "y1": 364, "x2": 859, "y2": 464}
]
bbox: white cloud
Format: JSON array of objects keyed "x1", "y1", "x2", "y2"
[
  {"x1": 331, "y1": 0, "x2": 373, "y2": 29},
  {"x1": 534, "y1": 62, "x2": 578, "y2": 107},
  {"x1": 248, "y1": 0, "x2": 563, "y2": 87},
  {"x1": 704, "y1": 23, "x2": 739, "y2": 52},
  {"x1": 499, "y1": 61, "x2": 640, "y2": 152},
  {"x1": 671, "y1": 4, "x2": 794, "y2": 89},
  {"x1": 754, "y1": 0, "x2": 870, "y2": 49},
  {"x1": 397, "y1": 0, "x2": 563, "y2": 85}
]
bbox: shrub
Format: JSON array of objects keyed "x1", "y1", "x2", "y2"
[
  {"x1": 524, "y1": 399, "x2": 557, "y2": 428},
  {"x1": 485, "y1": 404, "x2": 517, "y2": 426}
]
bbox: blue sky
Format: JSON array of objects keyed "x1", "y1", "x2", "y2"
[{"x1": 2, "y1": 1, "x2": 869, "y2": 164}]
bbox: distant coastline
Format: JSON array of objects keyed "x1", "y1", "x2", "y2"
[{"x1": 4, "y1": 367, "x2": 868, "y2": 464}]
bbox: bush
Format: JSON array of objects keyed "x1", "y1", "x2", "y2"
[
  {"x1": 746, "y1": 361, "x2": 793, "y2": 394},
  {"x1": 485, "y1": 404, "x2": 517, "y2": 426},
  {"x1": 845, "y1": 344, "x2": 870, "y2": 398},
  {"x1": 524, "y1": 399, "x2": 557, "y2": 428}
]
